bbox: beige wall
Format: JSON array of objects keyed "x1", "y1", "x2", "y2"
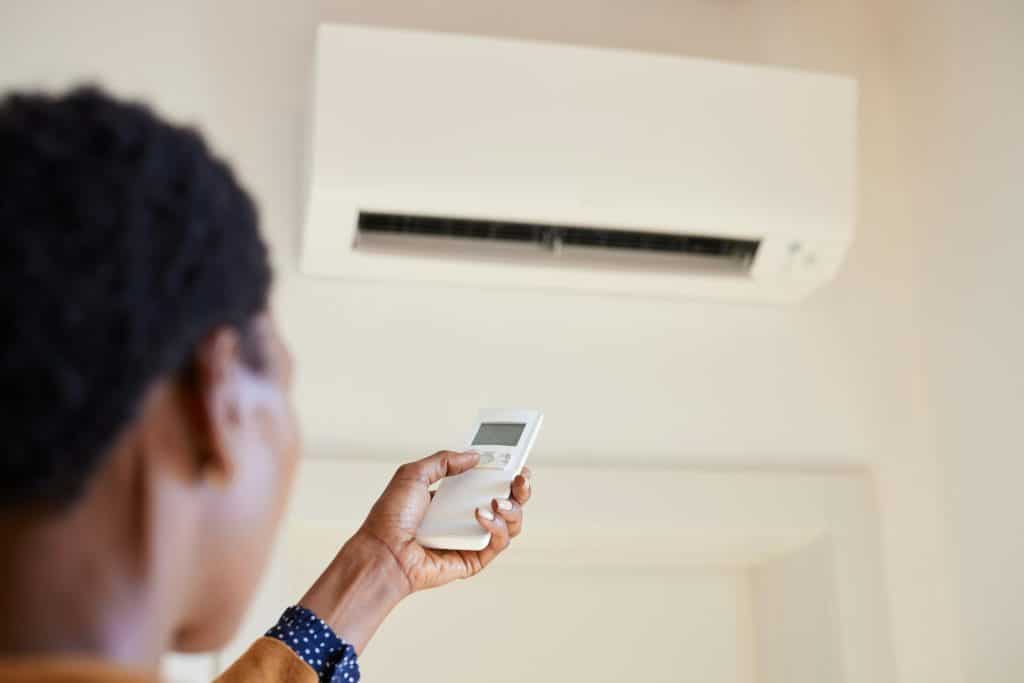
[
  {"x1": 0, "y1": 1, "x2": 898, "y2": 472},
  {"x1": 332, "y1": 564, "x2": 754, "y2": 682}
]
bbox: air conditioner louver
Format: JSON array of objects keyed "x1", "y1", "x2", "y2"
[{"x1": 357, "y1": 211, "x2": 760, "y2": 274}]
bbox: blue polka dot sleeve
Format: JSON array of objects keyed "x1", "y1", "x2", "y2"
[{"x1": 266, "y1": 605, "x2": 360, "y2": 683}]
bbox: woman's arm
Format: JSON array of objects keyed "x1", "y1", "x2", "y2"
[
  {"x1": 301, "y1": 449, "x2": 532, "y2": 651},
  {"x1": 217, "y1": 450, "x2": 532, "y2": 680}
]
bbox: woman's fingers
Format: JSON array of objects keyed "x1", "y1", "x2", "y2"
[
  {"x1": 492, "y1": 497, "x2": 523, "y2": 538},
  {"x1": 511, "y1": 467, "x2": 531, "y2": 506},
  {"x1": 425, "y1": 469, "x2": 534, "y2": 582},
  {"x1": 474, "y1": 505, "x2": 511, "y2": 565},
  {"x1": 499, "y1": 469, "x2": 532, "y2": 538}
]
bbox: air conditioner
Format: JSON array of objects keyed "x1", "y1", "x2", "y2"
[{"x1": 302, "y1": 24, "x2": 858, "y2": 303}]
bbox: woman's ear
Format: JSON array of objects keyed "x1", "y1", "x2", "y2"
[{"x1": 183, "y1": 326, "x2": 249, "y2": 486}]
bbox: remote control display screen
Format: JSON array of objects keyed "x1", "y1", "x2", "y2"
[{"x1": 472, "y1": 422, "x2": 525, "y2": 446}]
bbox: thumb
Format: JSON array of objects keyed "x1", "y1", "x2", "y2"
[{"x1": 401, "y1": 450, "x2": 480, "y2": 486}]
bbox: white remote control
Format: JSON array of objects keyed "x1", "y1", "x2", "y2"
[{"x1": 416, "y1": 409, "x2": 543, "y2": 551}]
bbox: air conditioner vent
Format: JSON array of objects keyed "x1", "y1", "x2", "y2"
[{"x1": 357, "y1": 211, "x2": 760, "y2": 273}]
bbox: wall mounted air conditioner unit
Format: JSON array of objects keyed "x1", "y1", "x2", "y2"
[{"x1": 302, "y1": 24, "x2": 857, "y2": 303}]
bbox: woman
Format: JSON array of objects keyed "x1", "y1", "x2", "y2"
[{"x1": 0, "y1": 87, "x2": 532, "y2": 682}]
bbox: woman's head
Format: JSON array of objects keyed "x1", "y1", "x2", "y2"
[{"x1": 0, "y1": 87, "x2": 298, "y2": 651}]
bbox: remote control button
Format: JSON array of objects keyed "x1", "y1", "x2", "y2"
[{"x1": 475, "y1": 451, "x2": 513, "y2": 470}]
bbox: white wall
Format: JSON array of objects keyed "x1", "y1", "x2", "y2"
[
  {"x1": 866, "y1": 2, "x2": 1024, "y2": 681},
  {"x1": 214, "y1": 461, "x2": 894, "y2": 683},
  {"x1": 337, "y1": 565, "x2": 754, "y2": 683},
  {"x1": 751, "y1": 539, "x2": 843, "y2": 683},
  {"x1": 279, "y1": 512, "x2": 760, "y2": 683},
  {"x1": 850, "y1": 8, "x2": 964, "y2": 680}
]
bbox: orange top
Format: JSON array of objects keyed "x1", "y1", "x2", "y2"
[{"x1": 0, "y1": 636, "x2": 317, "y2": 683}]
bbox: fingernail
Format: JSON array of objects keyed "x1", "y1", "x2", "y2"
[
  {"x1": 477, "y1": 507, "x2": 494, "y2": 521},
  {"x1": 522, "y1": 477, "x2": 531, "y2": 490},
  {"x1": 497, "y1": 499, "x2": 513, "y2": 511}
]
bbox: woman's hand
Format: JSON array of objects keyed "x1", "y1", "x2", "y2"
[
  {"x1": 357, "y1": 450, "x2": 532, "y2": 592},
  {"x1": 299, "y1": 450, "x2": 533, "y2": 652}
]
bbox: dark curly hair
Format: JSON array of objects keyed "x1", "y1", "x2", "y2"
[{"x1": 0, "y1": 86, "x2": 272, "y2": 508}]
